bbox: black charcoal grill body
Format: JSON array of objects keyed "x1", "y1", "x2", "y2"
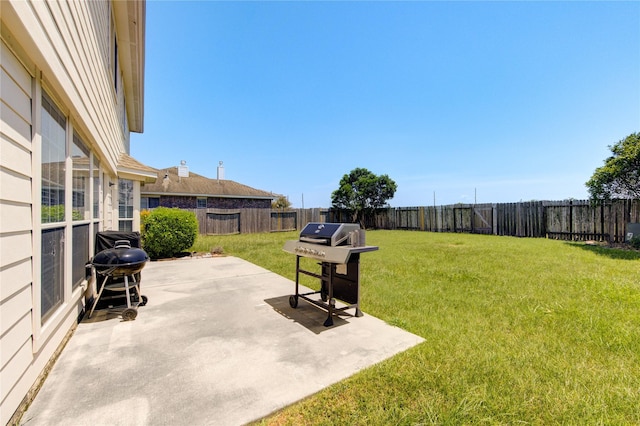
[
  {"x1": 283, "y1": 223, "x2": 378, "y2": 326},
  {"x1": 88, "y1": 231, "x2": 149, "y2": 320}
]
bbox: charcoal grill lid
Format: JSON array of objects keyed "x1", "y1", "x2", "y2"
[{"x1": 92, "y1": 247, "x2": 149, "y2": 267}]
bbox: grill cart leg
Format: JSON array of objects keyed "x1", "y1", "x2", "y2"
[
  {"x1": 88, "y1": 275, "x2": 110, "y2": 319},
  {"x1": 124, "y1": 275, "x2": 132, "y2": 307},
  {"x1": 354, "y1": 259, "x2": 363, "y2": 317},
  {"x1": 121, "y1": 275, "x2": 138, "y2": 321},
  {"x1": 290, "y1": 256, "x2": 301, "y2": 308},
  {"x1": 295, "y1": 255, "x2": 300, "y2": 299},
  {"x1": 323, "y1": 268, "x2": 334, "y2": 327}
]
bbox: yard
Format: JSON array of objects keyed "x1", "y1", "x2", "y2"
[{"x1": 192, "y1": 230, "x2": 640, "y2": 424}]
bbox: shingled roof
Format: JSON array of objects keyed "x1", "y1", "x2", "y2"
[
  {"x1": 141, "y1": 166, "x2": 278, "y2": 199},
  {"x1": 118, "y1": 153, "x2": 157, "y2": 183}
]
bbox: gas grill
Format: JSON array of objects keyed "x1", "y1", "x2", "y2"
[{"x1": 283, "y1": 222, "x2": 378, "y2": 326}]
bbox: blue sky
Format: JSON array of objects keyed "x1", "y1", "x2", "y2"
[{"x1": 131, "y1": 1, "x2": 640, "y2": 208}]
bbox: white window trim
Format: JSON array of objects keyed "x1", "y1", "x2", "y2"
[{"x1": 31, "y1": 81, "x2": 96, "y2": 352}]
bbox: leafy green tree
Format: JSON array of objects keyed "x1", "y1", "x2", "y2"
[
  {"x1": 331, "y1": 167, "x2": 397, "y2": 227},
  {"x1": 272, "y1": 195, "x2": 291, "y2": 209},
  {"x1": 586, "y1": 133, "x2": 640, "y2": 200}
]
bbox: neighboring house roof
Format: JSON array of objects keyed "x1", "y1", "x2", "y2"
[
  {"x1": 118, "y1": 153, "x2": 157, "y2": 183},
  {"x1": 142, "y1": 167, "x2": 278, "y2": 199}
]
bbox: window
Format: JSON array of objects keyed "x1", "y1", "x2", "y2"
[
  {"x1": 41, "y1": 92, "x2": 66, "y2": 322},
  {"x1": 72, "y1": 224, "x2": 90, "y2": 289},
  {"x1": 197, "y1": 198, "x2": 207, "y2": 209},
  {"x1": 119, "y1": 179, "x2": 134, "y2": 231},
  {"x1": 111, "y1": 12, "x2": 118, "y2": 93},
  {"x1": 72, "y1": 133, "x2": 90, "y2": 221},
  {"x1": 41, "y1": 93, "x2": 66, "y2": 224},
  {"x1": 71, "y1": 134, "x2": 91, "y2": 290},
  {"x1": 41, "y1": 228, "x2": 65, "y2": 322},
  {"x1": 93, "y1": 156, "x2": 101, "y2": 219},
  {"x1": 141, "y1": 197, "x2": 160, "y2": 209}
]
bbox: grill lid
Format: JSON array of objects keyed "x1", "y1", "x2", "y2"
[
  {"x1": 299, "y1": 222, "x2": 361, "y2": 246},
  {"x1": 91, "y1": 246, "x2": 149, "y2": 276}
]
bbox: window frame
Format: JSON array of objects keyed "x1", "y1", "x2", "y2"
[
  {"x1": 118, "y1": 179, "x2": 134, "y2": 231},
  {"x1": 40, "y1": 91, "x2": 67, "y2": 323}
]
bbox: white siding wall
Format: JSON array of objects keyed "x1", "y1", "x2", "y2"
[
  {"x1": 7, "y1": 0, "x2": 128, "y2": 172},
  {"x1": 0, "y1": 1, "x2": 142, "y2": 423},
  {"x1": 0, "y1": 39, "x2": 35, "y2": 424}
]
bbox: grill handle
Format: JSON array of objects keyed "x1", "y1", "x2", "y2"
[
  {"x1": 114, "y1": 240, "x2": 132, "y2": 249},
  {"x1": 299, "y1": 236, "x2": 329, "y2": 245}
]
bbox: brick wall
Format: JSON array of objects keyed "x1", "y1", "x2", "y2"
[
  {"x1": 159, "y1": 196, "x2": 197, "y2": 209},
  {"x1": 159, "y1": 196, "x2": 271, "y2": 209},
  {"x1": 207, "y1": 197, "x2": 271, "y2": 209}
]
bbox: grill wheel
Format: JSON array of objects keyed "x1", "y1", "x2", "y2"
[
  {"x1": 289, "y1": 295, "x2": 298, "y2": 308},
  {"x1": 122, "y1": 308, "x2": 138, "y2": 321}
]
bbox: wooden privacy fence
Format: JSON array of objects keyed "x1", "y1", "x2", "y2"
[
  {"x1": 187, "y1": 199, "x2": 640, "y2": 242},
  {"x1": 189, "y1": 208, "x2": 328, "y2": 235},
  {"x1": 359, "y1": 199, "x2": 639, "y2": 242}
]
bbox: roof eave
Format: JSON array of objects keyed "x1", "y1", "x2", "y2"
[
  {"x1": 119, "y1": 167, "x2": 157, "y2": 183},
  {"x1": 113, "y1": 0, "x2": 145, "y2": 133}
]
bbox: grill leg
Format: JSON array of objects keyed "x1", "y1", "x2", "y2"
[
  {"x1": 323, "y1": 314, "x2": 334, "y2": 327},
  {"x1": 88, "y1": 275, "x2": 110, "y2": 319},
  {"x1": 295, "y1": 256, "x2": 300, "y2": 298},
  {"x1": 324, "y1": 265, "x2": 334, "y2": 327},
  {"x1": 354, "y1": 257, "x2": 363, "y2": 317},
  {"x1": 124, "y1": 275, "x2": 132, "y2": 308}
]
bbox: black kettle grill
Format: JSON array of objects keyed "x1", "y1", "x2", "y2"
[{"x1": 88, "y1": 232, "x2": 149, "y2": 320}]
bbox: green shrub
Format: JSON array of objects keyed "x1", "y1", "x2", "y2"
[
  {"x1": 42, "y1": 205, "x2": 66, "y2": 222},
  {"x1": 140, "y1": 209, "x2": 151, "y2": 233},
  {"x1": 142, "y1": 207, "x2": 198, "y2": 259},
  {"x1": 630, "y1": 235, "x2": 640, "y2": 250},
  {"x1": 41, "y1": 205, "x2": 83, "y2": 222}
]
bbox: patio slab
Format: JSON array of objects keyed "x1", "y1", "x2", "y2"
[{"x1": 20, "y1": 256, "x2": 424, "y2": 426}]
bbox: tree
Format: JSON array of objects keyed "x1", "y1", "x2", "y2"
[
  {"x1": 586, "y1": 133, "x2": 640, "y2": 200},
  {"x1": 272, "y1": 195, "x2": 291, "y2": 209},
  {"x1": 331, "y1": 167, "x2": 397, "y2": 227}
]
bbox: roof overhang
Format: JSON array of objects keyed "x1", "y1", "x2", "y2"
[
  {"x1": 118, "y1": 153, "x2": 157, "y2": 183},
  {"x1": 113, "y1": 0, "x2": 145, "y2": 133}
]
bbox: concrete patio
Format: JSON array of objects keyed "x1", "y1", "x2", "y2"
[{"x1": 20, "y1": 256, "x2": 424, "y2": 425}]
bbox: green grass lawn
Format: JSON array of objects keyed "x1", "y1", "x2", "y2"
[{"x1": 192, "y1": 230, "x2": 640, "y2": 424}]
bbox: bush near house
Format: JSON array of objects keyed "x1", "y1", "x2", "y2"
[
  {"x1": 142, "y1": 207, "x2": 197, "y2": 259},
  {"x1": 140, "y1": 209, "x2": 151, "y2": 233}
]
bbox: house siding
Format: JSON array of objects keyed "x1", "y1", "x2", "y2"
[
  {"x1": 1, "y1": 39, "x2": 35, "y2": 423},
  {"x1": 0, "y1": 1, "x2": 147, "y2": 423},
  {"x1": 42, "y1": 0, "x2": 127, "y2": 169}
]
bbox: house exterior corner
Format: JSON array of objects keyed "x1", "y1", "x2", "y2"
[{"x1": 0, "y1": 1, "x2": 154, "y2": 423}]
